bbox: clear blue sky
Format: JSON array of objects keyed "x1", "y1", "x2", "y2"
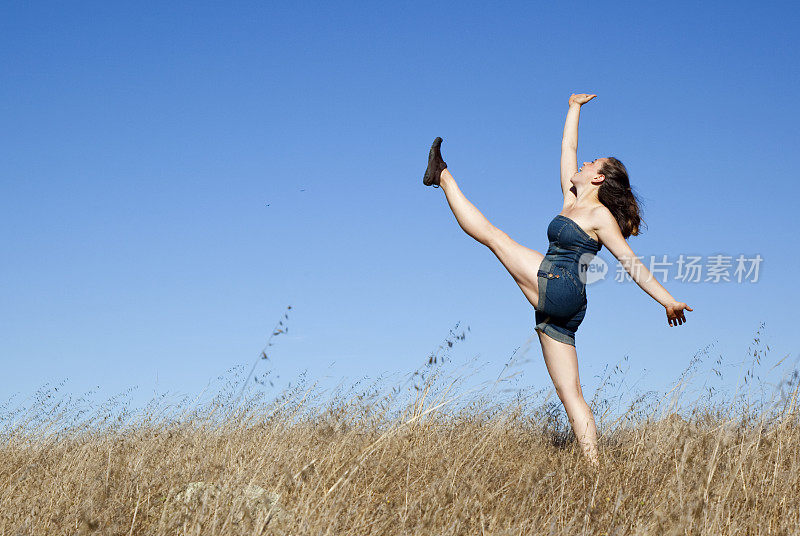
[{"x1": 2, "y1": 1, "x2": 798, "y2": 414}]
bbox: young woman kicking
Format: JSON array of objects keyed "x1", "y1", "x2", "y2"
[{"x1": 421, "y1": 93, "x2": 693, "y2": 467}]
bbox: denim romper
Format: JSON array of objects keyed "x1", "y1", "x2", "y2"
[{"x1": 534, "y1": 215, "x2": 602, "y2": 346}]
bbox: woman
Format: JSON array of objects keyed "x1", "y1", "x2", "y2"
[{"x1": 421, "y1": 93, "x2": 693, "y2": 467}]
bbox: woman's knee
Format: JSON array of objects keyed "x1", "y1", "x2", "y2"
[
  {"x1": 555, "y1": 383, "x2": 585, "y2": 404},
  {"x1": 478, "y1": 225, "x2": 505, "y2": 249}
]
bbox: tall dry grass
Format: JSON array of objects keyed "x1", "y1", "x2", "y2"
[{"x1": 1, "y1": 320, "x2": 799, "y2": 535}]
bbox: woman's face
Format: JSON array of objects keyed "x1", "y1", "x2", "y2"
[{"x1": 572, "y1": 157, "x2": 607, "y2": 186}]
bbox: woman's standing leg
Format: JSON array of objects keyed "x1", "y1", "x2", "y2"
[
  {"x1": 537, "y1": 330, "x2": 600, "y2": 467},
  {"x1": 437, "y1": 169, "x2": 545, "y2": 308}
]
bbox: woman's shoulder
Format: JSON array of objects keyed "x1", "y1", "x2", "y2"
[
  {"x1": 589, "y1": 204, "x2": 616, "y2": 230},
  {"x1": 562, "y1": 202, "x2": 610, "y2": 236}
]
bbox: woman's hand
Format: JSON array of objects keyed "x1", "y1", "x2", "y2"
[
  {"x1": 665, "y1": 301, "x2": 693, "y2": 327},
  {"x1": 568, "y1": 93, "x2": 597, "y2": 107}
]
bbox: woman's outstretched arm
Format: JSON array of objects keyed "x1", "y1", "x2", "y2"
[
  {"x1": 594, "y1": 210, "x2": 694, "y2": 327},
  {"x1": 560, "y1": 93, "x2": 596, "y2": 198}
]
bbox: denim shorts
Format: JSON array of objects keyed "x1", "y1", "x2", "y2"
[{"x1": 534, "y1": 256, "x2": 587, "y2": 346}]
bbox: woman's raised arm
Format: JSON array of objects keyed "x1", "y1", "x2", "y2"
[{"x1": 560, "y1": 94, "x2": 596, "y2": 197}]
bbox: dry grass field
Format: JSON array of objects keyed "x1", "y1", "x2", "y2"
[{"x1": 2, "y1": 323, "x2": 798, "y2": 535}]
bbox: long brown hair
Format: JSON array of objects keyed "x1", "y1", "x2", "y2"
[{"x1": 598, "y1": 157, "x2": 645, "y2": 238}]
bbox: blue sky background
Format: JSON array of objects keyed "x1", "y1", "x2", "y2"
[{"x1": 2, "y1": 1, "x2": 798, "y2": 417}]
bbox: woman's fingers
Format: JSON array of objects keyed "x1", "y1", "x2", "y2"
[
  {"x1": 679, "y1": 303, "x2": 690, "y2": 324},
  {"x1": 668, "y1": 311, "x2": 687, "y2": 326},
  {"x1": 666, "y1": 303, "x2": 690, "y2": 326},
  {"x1": 666, "y1": 302, "x2": 692, "y2": 327},
  {"x1": 570, "y1": 93, "x2": 597, "y2": 105}
]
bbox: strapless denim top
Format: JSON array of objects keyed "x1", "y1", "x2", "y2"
[
  {"x1": 535, "y1": 214, "x2": 601, "y2": 346},
  {"x1": 542, "y1": 215, "x2": 602, "y2": 287},
  {"x1": 533, "y1": 215, "x2": 602, "y2": 347}
]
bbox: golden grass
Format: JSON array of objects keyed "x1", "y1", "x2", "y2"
[{"x1": 2, "y1": 323, "x2": 799, "y2": 535}]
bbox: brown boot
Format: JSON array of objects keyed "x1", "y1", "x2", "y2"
[{"x1": 422, "y1": 137, "x2": 448, "y2": 187}]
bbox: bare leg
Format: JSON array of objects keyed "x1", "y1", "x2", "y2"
[
  {"x1": 438, "y1": 169, "x2": 545, "y2": 308},
  {"x1": 537, "y1": 330, "x2": 600, "y2": 467},
  {"x1": 435, "y1": 165, "x2": 598, "y2": 467}
]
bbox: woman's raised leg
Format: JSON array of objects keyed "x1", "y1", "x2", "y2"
[{"x1": 438, "y1": 169, "x2": 545, "y2": 308}]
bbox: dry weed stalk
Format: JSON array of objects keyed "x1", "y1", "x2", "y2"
[{"x1": 1, "y1": 323, "x2": 798, "y2": 535}]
